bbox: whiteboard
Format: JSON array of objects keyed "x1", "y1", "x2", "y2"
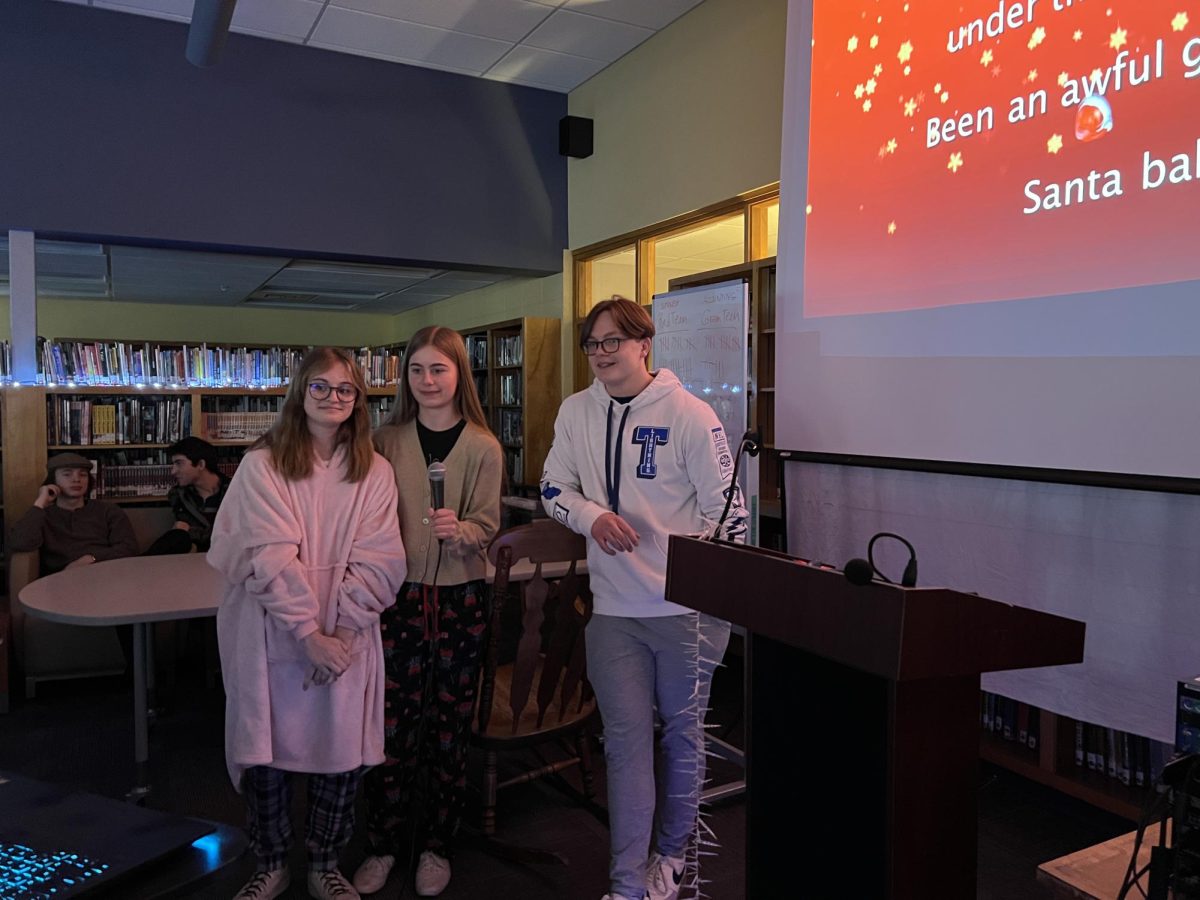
[{"x1": 651, "y1": 279, "x2": 749, "y2": 446}]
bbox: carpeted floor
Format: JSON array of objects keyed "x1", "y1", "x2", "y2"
[{"x1": 0, "y1": 645, "x2": 1136, "y2": 899}]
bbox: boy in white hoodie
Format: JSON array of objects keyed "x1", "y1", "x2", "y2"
[{"x1": 540, "y1": 297, "x2": 747, "y2": 900}]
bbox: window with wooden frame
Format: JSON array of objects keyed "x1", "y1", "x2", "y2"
[{"x1": 571, "y1": 185, "x2": 779, "y2": 391}]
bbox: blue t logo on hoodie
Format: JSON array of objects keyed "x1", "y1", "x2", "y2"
[{"x1": 632, "y1": 426, "x2": 670, "y2": 478}]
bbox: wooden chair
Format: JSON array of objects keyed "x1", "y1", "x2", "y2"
[{"x1": 474, "y1": 519, "x2": 598, "y2": 837}]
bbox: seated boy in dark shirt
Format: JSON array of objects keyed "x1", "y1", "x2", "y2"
[
  {"x1": 146, "y1": 436, "x2": 229, "y2": 554},
  {"x1": 9, "y1": 452, "x2": 138, "y2": 574}
]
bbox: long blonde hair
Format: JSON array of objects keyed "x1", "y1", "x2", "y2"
[
  {"x1": 385, "y1": 326, "x2": 490, "y2": 432},
  {"x1": 254, "y1": 347, "x2": 375, "y2": 482}
]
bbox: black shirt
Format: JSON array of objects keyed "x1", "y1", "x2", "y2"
[{"x1": 416, "y1": 418, "x2": 467, "y2": 466}]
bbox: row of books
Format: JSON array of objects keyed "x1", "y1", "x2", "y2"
[
  {"x1": 368, "y1": 397, "x2": 395, "y2": 429},
  {"x1": 982, "y1": 692, "x2": 1175, "y2": 789},
  {"x1": 503, "y1": 448, "x2": 524, "y2": 486},
  {"x1": 354, "y1": 347, "x2": 404, "y2": 388},
  {"x1": 499, "y1": 409, "x2": 523, "y2": 446},
  {"x1": 48, "y1": 397, "x2": 192, "y2": 445},
  {"x1": 466, "y1": 335, "x2": 488, "y2": 371},
  {"x1": 1073, "y1": 721, "x2": 1175, "y2": 789},
  {"x1": 39, "y1": 339, "x2": 309, "y2": 387},
  {"x1": 981, "y1": 693, "x2": 1042, "y2": 750},
  {"x1": 202, "y1": 412, "x2": 276, "y2": 442},
  {"x1": 495, "y1": 333, "x2": 523, "y2": 367},
  {"x1": 498, "y1": 373, "x2": 522, "y2": 406},
  {"x1": 207, "y1": 395, "x2": 282, "y2": 413},
  {"x1": 96, "y1": 463, "x2": 173, "y2": 498},
  {"x1": 93, "y1": 455, "x2": 242, "y2": 498}
]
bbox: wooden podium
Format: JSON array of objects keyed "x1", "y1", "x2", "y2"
[{"x1": 664, "y1": 536, "x2": 1086, "y2": 900}]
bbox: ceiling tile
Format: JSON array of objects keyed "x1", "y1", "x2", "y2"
[
  {"x1": 523, "y1": 8, "x2": 653, "y2": 62},
  {"x1": 110, "y1": 247, "x2": 287, "y2": 305},
  {"x1": 330, "y1": 0, "x2": 554, "y2": 44},
  {"x1": 231, "y1": 0, "x2": 325, "y2": 40},
  {"x1": 561, "y1": 0, "x2": 704, "y2": 31},
  {"x1": 310, "y1": 6, "x2": 512, "y2": 73},
  {"x1": 364, "y1": 292, "x2": 450, "y2": 313},
  {"x1": 92, "y1": 0, "x2": 192, "y2": 23},
  {"x1": 230, "y1": 25, "x2": 306, "y2": 44},
  {"x1": 485, "y1": 45, "x2": 607, "y2": 92}
]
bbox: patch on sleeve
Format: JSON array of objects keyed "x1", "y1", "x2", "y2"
[
  {"x1": 541, "y1": 483, "x2": 562, "y2": 500},
  {"x1": 553, "y1": 502, "x2": 570, "y2": 524},
  {"x1": 711, "y1": 427, "x2": 733, "y2": 475}
]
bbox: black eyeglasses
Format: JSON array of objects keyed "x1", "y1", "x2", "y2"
[
  {"x1": 582, "y1": 337, "x2": 633, "y2": 356},
  {"x1": 308, "y1": 382, "x2": 358, "y2": 402}
]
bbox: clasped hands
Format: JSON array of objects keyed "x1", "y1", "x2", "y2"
[{"x1": 301, "y1": 626, "x2": 355, "y2": 689}]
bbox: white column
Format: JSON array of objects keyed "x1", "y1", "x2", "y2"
[{"x1": 8, "y1": 229, "x2": 38, "y2": 383}]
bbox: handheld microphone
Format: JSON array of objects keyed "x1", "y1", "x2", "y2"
[
  {"x1": 428, "y1": 460, "x2": 446, "y2": 511},
  {"x1": 842, "y1": 532, "x2": 918, "y2": 587}
]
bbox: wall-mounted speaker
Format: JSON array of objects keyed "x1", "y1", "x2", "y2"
[{"x1": 559, "y1": 116, "x2": 594, "y2": 159}]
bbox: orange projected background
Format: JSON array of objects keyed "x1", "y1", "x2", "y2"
[{"x1": 804, "y1": 1, "x2": 1200, "y2": 318}]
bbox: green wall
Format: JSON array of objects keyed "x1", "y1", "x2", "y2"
[
  {"x1": 388, "y1": 274, "x2": 564, "y2": 337},
  {"x1": 35, "y1": 298, "x2": 396, "y2": 347},
  {"x1": 567, "y1": 0, "x2": 787, "y2": 248}
]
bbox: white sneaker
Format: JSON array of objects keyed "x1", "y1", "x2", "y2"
[
  {"x1": 351, "y1": 855, "x2": 395, "y2": 894},
  {"x1": 646, "y1": 852, "x2": 685, "y2": 900},
  {"x1": 233, "y1": 868, "x2": 290, "y2": 900},
  {"x1": 307, "y1": 868, "x2": 360, "y2": 899},
  {"x1": 414, "y1": 850, "x2": 451, "y2": 897}
]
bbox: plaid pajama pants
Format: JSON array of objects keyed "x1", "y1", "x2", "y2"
[{"x1": 242, "y1": 765, "x2": 362, "y2": 872}]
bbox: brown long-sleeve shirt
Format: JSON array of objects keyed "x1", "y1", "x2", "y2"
[{"x1": 9, "y1": 501, "x2": 139, "y2": 575}]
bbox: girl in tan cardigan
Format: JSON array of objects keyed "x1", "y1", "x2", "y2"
[{"x1": 356, "y1": 326, "x2": 503, "y2": 898}]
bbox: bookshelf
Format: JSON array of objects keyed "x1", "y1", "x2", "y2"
[
  {"x1": 460, "y1": 317, "x2": 560, "y2": 488},
  {"x1": 979, "y1": 692, "x2": 1166, "y2": 820},
  {"x1": 667, "y1": 257, "x2": 782, "y2": 549},
  {"x1": 1, "y1": 384, "x2": 397, "y2": 506},
  {"x1": 5, "y1": 321, "x2": 558, "y2": 510}
]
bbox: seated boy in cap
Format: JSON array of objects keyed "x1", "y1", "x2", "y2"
[{"x1": 9, "y1": 452, "x2": 139, "y2": 574}]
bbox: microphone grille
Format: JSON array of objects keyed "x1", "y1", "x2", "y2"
[
  {"x1": 428, "y1": 460, "x2": 447, "y2": 481},
  {"x1": 843, "y1": 557, "x2": 874, "y2": 586}
]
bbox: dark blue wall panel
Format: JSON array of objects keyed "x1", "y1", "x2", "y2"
[{"x1": 0, "y1": 0, "x2": 566, "y2": 274}]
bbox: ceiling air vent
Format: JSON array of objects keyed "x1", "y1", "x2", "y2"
[{"x1": 245, "y1": 291, "x2": 361, "y2": 310}]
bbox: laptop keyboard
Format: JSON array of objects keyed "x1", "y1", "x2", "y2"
[{"x1": 0, "y1": 841, "x2": 110, "y2": 899}]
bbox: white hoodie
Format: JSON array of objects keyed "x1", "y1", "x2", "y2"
[{"x1": 540, "y1": 368, "x2": 748, "y2": 617}]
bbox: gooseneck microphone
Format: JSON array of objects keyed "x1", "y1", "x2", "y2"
[
  {"x1": 843, "y1": 557, "x2": 876, "y2": 586},
  {"x1": 428, "y1": 460, "x2": 446, "y2": 511},
  {"x1": 843, "y1": 531, "x2": 919, "y2": 587},
  {"x1": 710, "y1": 430, "x2": 760, "y2": 541}
]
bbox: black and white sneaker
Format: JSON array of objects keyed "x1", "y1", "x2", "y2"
[{"x1": 646, "y1": 852, "x2": 684, "y2": 900}]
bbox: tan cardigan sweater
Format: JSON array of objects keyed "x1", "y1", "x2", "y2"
[{"x1": 373, "y1": 420, "x2": 503, "y2": 585}]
